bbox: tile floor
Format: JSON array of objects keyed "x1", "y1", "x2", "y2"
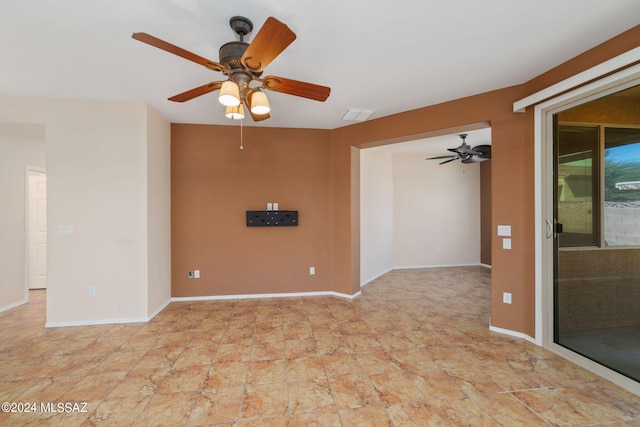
[{"x1": 1, "y1": 266, "x2": 640, "y2": 426}]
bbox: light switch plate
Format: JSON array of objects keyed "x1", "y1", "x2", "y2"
[
  {"x1": 57, "y1": 225, "x2": 74, "y2": 235},
  {"x1": 497, "y1": 225, "x2": 511, "y2": 236}
]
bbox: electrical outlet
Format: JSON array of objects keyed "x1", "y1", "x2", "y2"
[
  {"x1": 503, "y1": 292, "x2": 512, "y2": 304},
  {"x1": 89, "y1": 286, "x2": 96, "y2": 297},
  {"x1": 194, "y1": 270, "x2": 200, "y2": 279},
  {"x1": 310, "y1": 267, "x2": 315, "y2": 275}
]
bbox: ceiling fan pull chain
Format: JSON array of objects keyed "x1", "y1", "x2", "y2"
[{"x1": 239, "y1": 118, "x2": 244, "y2": 150}]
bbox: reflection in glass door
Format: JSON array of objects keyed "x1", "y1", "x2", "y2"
[{"x1": 554, "y1": 92, "x2": 640, "y2": 383}]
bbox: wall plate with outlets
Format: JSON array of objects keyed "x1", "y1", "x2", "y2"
[{"x1": 503, "y1": 292, "x2": 512, "y2": 304}]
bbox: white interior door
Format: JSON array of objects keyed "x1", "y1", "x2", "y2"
[{"x1": 28, "y1": 170, "x2": 47, "y2": 289}]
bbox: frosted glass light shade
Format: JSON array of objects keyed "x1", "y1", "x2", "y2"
[
  {"x1": 225, "y1": 104, "x2": 245, "y2": 120},
  {"x1": 219, "y1": 81, "x2": 240, "y2": 107},
  {"x1": 250, "y1": 91, "x2": 270, "y2": 115}
]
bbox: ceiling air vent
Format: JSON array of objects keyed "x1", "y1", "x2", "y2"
[{"x1": 342, "y1": 108, "x2": 375, "y2": 121}]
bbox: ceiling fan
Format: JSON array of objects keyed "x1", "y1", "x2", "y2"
[
  {"x1": 132, "y1": 16, "x2": 331, "y2": 122},
  {"x1": 425, "y1": 134, "x2": 491, "y2": 165}
]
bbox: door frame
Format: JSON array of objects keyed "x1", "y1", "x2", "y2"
[
  {"x1": 25, "y1": 165, "x2": 46, "y2": 299},
  {"x1": 534, "y1": 64, "x2": 640, "y2": 395}
]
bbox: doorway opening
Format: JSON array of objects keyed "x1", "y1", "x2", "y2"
[
  {"x1": 359, "y1": 127, "x2": 492, "y2": 285},
  {"x1": 27, "y1": 168, "x2": 47, "y2": 290}
]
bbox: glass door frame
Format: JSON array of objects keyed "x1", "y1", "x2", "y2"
[{"x1": 534, "y1": 64, "x2": 640, "y2": 396}]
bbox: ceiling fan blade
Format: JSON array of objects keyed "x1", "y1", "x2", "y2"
[
  {"x1": 262, "y1": 76, "x2": 331, "y2": 101},
  {"x1": 168, "y1": 81, "x2": 223, "y2": 102},
  {"x1": 245, "y1": 95, "x2": 270, "y2": 122},
  {"x1": 241, "y1": 17, "x2": 296, "y2": 72},
  {"x1": 426, "y1": 155, "x2": 456, "y2": 160},
  {"x1": 439, "y1": 158, "x2": 458, "y2": 165},
  {"x1": 132, "y1": 32, "x2": 225, "y2": 72}
]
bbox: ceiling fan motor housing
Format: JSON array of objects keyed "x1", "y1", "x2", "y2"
[{"x1": 219, "y1": 41, "x2": 249, "y2": 69}]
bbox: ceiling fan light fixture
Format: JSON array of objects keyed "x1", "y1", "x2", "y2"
[
  {"x1": 225, "y1": 104, "x2": 245, "y2": 120},
  {"x1": 219, "y1": 81, "x2": 241, "y2": 106},
  {"x1": 250, "y1": 90, "x2": 270, "y2": 115}
]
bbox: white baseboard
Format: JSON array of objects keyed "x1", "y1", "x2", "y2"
[
  {"x1": 172, "y1": 290, "x2": 361, "y2": 303},
  {"x1": 0, "y1": 298, "x2": 28, "y2": 313},
  {"x1": 45, "y1": 298, "x2": 172, "y2": 328},
  {"x1": 489, "y1": 324, "x2": 538, "y2": 345},
  {"x1": 393, "y1": 263, "x2": 487, "y2": 270},
  {"x1": 360, "y1": 268, "x2": 393, "y2": 287},
  {"x1": 45, "y1": 317, "x2": 148, "y2": 328},
  {"x1": 148, "y1": 298, "x2": 171, "y2": 320}
]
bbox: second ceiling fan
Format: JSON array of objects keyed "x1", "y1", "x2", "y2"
[
  {"x1": 132, "y1": 16, "x2": 331, "y2": 122},
  {"x1": 426, "y1": 134, "x2": 492, "y2": 165}
]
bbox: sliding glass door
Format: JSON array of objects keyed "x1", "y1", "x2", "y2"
[{"x1": 553, "y1": 86, "x2": 640, "y2": 382}]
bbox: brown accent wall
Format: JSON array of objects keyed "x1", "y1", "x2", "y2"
[
  {"x1": 171, "y1": 25, "x2": 640, "y2": 337},
  {"x1": 171, "y1": 124, "x2": 332, "y2": 297}
]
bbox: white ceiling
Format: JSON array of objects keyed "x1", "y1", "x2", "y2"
[{"x1": 1, "y1": 0, "x2": 639, "y2": 132}]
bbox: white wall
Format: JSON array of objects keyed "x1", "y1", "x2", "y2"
[
  {"x1": 392, "y1": 153, "x2": 481, "y2": 267},
  {"x1": 360, "y1": 148, "x2": 394, "y2": 284},
  {"x1": 0, "y1": 96, "x2": 171, "y2": 325},
  {"x1": 0, "y1": 124, "x2": 46, "y2": 312},
  {"x1": 146, "y1": 105, "x2": 171, "y2": 316},
  {"x1": 360, "y1": 149, "x2": 481, "y2": 285}
]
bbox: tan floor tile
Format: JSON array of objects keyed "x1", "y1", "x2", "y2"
[
  {"x1": 287, "y1": 356, "x2": 327, "y2": 382},
  {"x1": 288, "y1": 379, "x2": 336, "y2": 414},
  {"x1": 2, "y1": 267, "x2": 637, "y2": 426},
  {"x1": 173, "y1": 345, "x2": 218, "y2": 367},
  {"x1": 284, "y1": 322, "x2": 314, "y2": 340},
  {"x1": 481, "y1": 362, "x2": 543, "y2": 391},
  {"x1": 84, "y1": 395, "x2": 150, "y2": 426},
  {"x1": 329, "y1": 374, "x2": 382, "y2": 409},
  {"x1": 441, "y1": 364, "x2": 504, "y2": 396},
  {"x1": 430, "y1": 396, "x2": 501, "y2": 427},
  {"x1": 251, "y1": 340, "x2": 285, "y2": 361},
  {"x1": 346, "y1": 334, "x2": 384, "y2": 353},
  {"x1": 338, "y1": 406, "x2": 392, "y2": 426},
  {"x1": 474, "y1": 392, "x2": 548, "y2": 426},
  {"x1": 187, "y1": 386, "x2": 244, "y2": 425},
  {"x1": 214, "y1": 343, "x2": 252, "y2": 362},
  {"x1": 386, "y1": 401, "x2": 448, "y2": 426},
  {"x1": 407, "y1": 368, "x2": 466, "y2": 400},
  {"x1": 134, "y1": 391, "x2": 198, "y2": 426},
  {"x1": 285, "y1": 338, "x2": 319, "y2": 359},
  {"x1": 0, "y1": 378, "x2": 39, "y2": 401},
  {"x1": 94, "y1": 349, "x2": 147, "y2": 372},
  {"x1": 241, "y1": 382, "x2": 289, "y2": 419},
  {"x1": 108, "y1": 367, "x2": 170, "y2": 397},
  {"x1": 356, "y1": 352, "x2": 403, "y2": 375},
  {"x1": 16, "y1": 375, "x2": 83, "y2": 402},
  {"x1": 203, "y1": 361, "x2": 248, "y2": 388},
  {"x1": 315, "y1": 337, "x2": 353, "y2": 355},
  {"x1": 322, "y1": 354, "x2": 363, "y2": 378},
  {"x1": 513, "y1": 387, "x2": 598, "y2": 426},
  {"x1": 288, "y1": 411, "x2": 343, "y2": 427},
  {"x1": 156, "y1": 365, "x2": 209, "y2": 393},
  {"x1": 369, "y1": 372, "x2": 425, "y2": 404},
  {"x1": 247, "y1": 359, "x2": 287, "y2": 384},
  {"x1": 134, "y1": 346, "x2": 183, "y2": 369},
  {"x1": 62, "y1": 370, "x2": 128, "y2": 401}
]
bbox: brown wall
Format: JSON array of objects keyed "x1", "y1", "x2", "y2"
[
  {"x1": 171, "y1": 24, "x2": 640, "y2": 337},
  {"x1": 171, "y1": 124, "x2": 332, "y2": 297}
]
